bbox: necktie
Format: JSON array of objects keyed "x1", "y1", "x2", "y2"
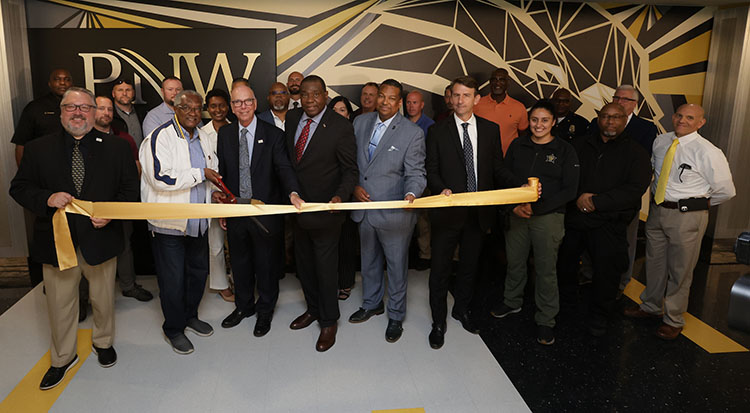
[
  {"x1": 239, "y1": 128, "x2": 252, "y2": 198},
  {"x1": 368, "y1": 122, "x2": 385, "y2": 161},
  {"x1": 295, "y1": 119, "x2": 313, "y2": 162},
  {"x1": 293, "y1": 101, "x2": 299, "y2": 109},
  {"x1": 71, "y1": 140, "x2": 85, "y2": 196},
  {"x1": 654, "y1": 138, "x2": 679, "y2": 204},
  {"x1": 462, "y1": 123, "x2": 476, "y2": 192}
]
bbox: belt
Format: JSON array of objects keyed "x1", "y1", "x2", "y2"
[{"x1": 658, "y1": 200, "x2": 679, "y2": 209}]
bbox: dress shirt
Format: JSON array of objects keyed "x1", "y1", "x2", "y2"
[
  {"x1": 115, "y1": 105, "x2": 144, "y2": 147},
  {"x1": 288, "y1": 99, "x2": 301, "y2": 110},
  {"x1": 294, "y1": 106, "x2": 327, "y2": 155},
  {"x1": 651, "y1": 131, "x2": 735, "y2": 205},
  {"x1": 238, "y1": 116, "x2": 257, "y2": 168},
  {"x1": 271, "y1": 111, "x2": 285, "y2": 131},
  {"x1": 454, "y1": 113, "x2": 478, "y2": 187}
]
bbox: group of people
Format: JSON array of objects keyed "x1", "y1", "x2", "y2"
[{"x1": 9, "y1": 66, "x2": 735, "y2": 391}]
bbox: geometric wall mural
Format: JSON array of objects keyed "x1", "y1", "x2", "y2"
[{"x1": 27, "y1": 0, "x2": 715, "y2": 132}]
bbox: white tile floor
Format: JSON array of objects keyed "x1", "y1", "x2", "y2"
[{"x1": 0, "y1": 270, "x2": 529, "y2": 413}]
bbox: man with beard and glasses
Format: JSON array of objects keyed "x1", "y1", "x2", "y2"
[
  {"x1": 473, "y1": 68, "x2": 529, "y2": 155},
  {"x1": 257, "y1": 82, "x2": 290, "y2": 131},
  {"x1": 287, "y1": 71, "x2": 303, "y2": 110},
  {"x1": 142, "y1": 76, "x2": 186, "y2": 137},
  {"x1": 10, "y1": 87, "x2": 139, "y2": 389}
]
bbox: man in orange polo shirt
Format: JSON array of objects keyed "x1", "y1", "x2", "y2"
[{"x1": 474, "y1": 68, "x2": 528, "y2": 154}]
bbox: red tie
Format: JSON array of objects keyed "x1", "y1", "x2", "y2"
[{"x1": 295, "y1": 119, "x2": 313, "y2": 162}]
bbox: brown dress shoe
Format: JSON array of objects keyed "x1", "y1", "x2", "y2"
[
  {"x1": 316, "y1": 325, "x2": 337, "y2": 352},
  {"x1": 290, "y1": 312, "x2": 317, "y2": 330},
  {"x1": 623, "y1": 305, "x2": 660, "y2": 319},
  {"x1": 656, "y1": 323, "x2": 683, "y2": 340}
]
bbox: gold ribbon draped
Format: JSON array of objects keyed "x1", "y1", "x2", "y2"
[{"x1": 53, "y1": 178, "x2": 539, "y2": 270}]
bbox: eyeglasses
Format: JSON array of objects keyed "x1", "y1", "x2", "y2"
[
  {"x1": 612, "y1": 96, "x2": 637, "y2": 103},
  {"x1": 231, "y1": 98, "x2": 256, "y2": 107},
  {"x1": 270, "y1": 90, "x2": 289, "y2": 96},
  {"x1": 61, "y1": 104, "x2": 96, "y2": 113},
  {"x1": 176, "y1": 105, "x2": 202, "y2": 113}
]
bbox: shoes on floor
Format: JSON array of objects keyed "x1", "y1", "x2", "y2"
[
  {"x1": 348, "y1": 302, "x2": 385, "y2": 323},
  {"x1": 290, "y1": 312, "x2": 317, "y2": 330},
  {"x1": 316, "y1": 325, "x2": 337, "y2": 352},
  {"x1": 92, "y1": 345, "x2": 117, "y2": 367},
  {"x1": 186, "y1": 318, "x2": 213, "y2": 337},
  {"x1": 385, "y1": 319, "x2": 403, "y2": 343},
  {"x1": 429, "y1": 323, "x2": 446, "y2": 349},
  {"x1": 165, "y1": 333, "x2": 194, "y2": 355},
  {"x1": 221, "y1": 308, "x2": 255, "y2": 328},
  {"x1": 490, "y1": 303, "x2": 521, "y2": 319},
  {"x1": 451, "y1": 310, "x2": 480, "y2": 334},
  {"x1": 338, "y1": 287, "x2": 352, "y2": 301},
  {"x1": 39, "y1": 354, "x2": 79, "y2": 390},
  {"x1": 254, "y1": 315, "x2": 272, "y2": 337},
  {"x1": 218, "y1": 288, "x2": 235, "y2": 302},
  {"x1": 122, "y1": 285, "x2": 153, "y2": 302},
  {"x1": 623, "y1": 305, "x2": 660, "y2": 319},
  {"x1": 656, "y1": 323, "x2": 683, "y2": 340},
  {"x1": 536, "y1": 325, "x2": 555, "y2": 345}
]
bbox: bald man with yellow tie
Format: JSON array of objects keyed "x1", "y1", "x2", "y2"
[{"x1": 624, "y1": 104, "x2": 735, "y2": 340}]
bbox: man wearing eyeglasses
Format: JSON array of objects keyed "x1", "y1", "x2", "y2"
[
  {"x1": 257, "y1": 82, "x2": 290, "y2": 131},
  {"x1": 557, "y1": 103, "x2": 651, "y2": 337},
  {"x1": 139, "y1": 90, "x2": 222, "y2": 355},
  {"x1": 590, "y1": 85, "x2": 658, "y2": 296},
  {"x1": 10, "y1": 87, "x2": 139, "y2": 389},
  {"x1": 110, "y1": 78, "x2": 146, "y2": 149}
]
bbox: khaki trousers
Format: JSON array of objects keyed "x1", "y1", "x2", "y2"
[
  {"x1": 640, "y1": 205, "x2": 708, "y2": 327},
  {"x1": 43, "y1": 249, "x2": 116, "y2": 366}
]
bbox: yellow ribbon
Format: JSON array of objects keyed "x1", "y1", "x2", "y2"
[{"x1": 53, "y1": 178, "x2": 539, "y2": 270}]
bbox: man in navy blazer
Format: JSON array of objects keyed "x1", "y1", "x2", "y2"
[
  {"x1": 214, "y1": 84, "x2": 303, "y2": 337},
  {"x1": 256, "y1": 82, "x2": 290, "y2": 131},
  {"x1": 348, "y1": 79, "x2": 426, "y2": 343}
]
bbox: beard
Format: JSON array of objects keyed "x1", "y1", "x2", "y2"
[
  {"x1": 602, "y1": 129, "x2": 618, "y2": 137},
  {"x1": 272, "y1": 102, "x2": 286, "y2": 111},
  {"x1": 63, "y1": 116, "x2": 92, "y2": 137},
  {"x1": 288, "y1": 85, "x2": 300, "y2": 94}
]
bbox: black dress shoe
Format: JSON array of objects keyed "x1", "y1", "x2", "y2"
[
  {"x1": 429, "y1": 323, "x2": 445, "y2": 349},
  {"x1": 254, "y1": 315, "x2": 272, "y2": 337},
  {"x1": 452, "y1": 311, "x2": 480, "y2": 334},
  {"x1": 221, "y1": 308, "x2": 255, "y2": 328},
  {"x1": 39, "y1": 354, "x2": 79, "y2": 390},
  {"x1": 122, "y1": 285, "x2": 153, "y2": 302},
  {"x1": 92, "y1": 345, "x2": 117, "y2": 367},
  {"x1": 348, "y1": 302, "x2": 385, "y2": 323},
  {"x1": 385, "y1": 319, "x2": 403, "y2": 343}
]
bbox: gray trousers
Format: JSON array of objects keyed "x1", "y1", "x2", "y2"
[
  {"x1": 640, "y1": 205, "x2": 708, "y2": 327},
  {"x1": 358, "y1": 220, "x2": 414, "y2": 321}
]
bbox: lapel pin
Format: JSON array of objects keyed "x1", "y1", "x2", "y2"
[
  {"x1": 258, "y1": 140, "x2": 264, "y2": 144},
  {"x1": 322, "y1": 123, "x2": 326, "y2": 128},
  {"x1": 96, "y1": 137, "x2": 102, "y2": 142}
]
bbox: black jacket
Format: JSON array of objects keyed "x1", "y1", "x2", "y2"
[
  {"x1": 10, "y1": 92, "x2": 62, "y2": 146},
  {"x1": 589, "y1": 114, "x2": 657, "y2": 156},
  {"x1": 553, "y1": 111, "x2": 590, "y2": 142},
  {"x1": 111, "y1": 104, "x2": 147, "y2": 136},
  {"x1": 504, "y1": 135, "x2": 579, "y2": 215},
  {"x1": 567, "y1": 132, "x2": 651, "y2": 230}
]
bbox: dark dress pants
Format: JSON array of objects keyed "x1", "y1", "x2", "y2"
[
  {"x1": 557, "y1": 220, "x2": 629, "y2": 327},
  {"x1": 293, "y1": 218, "x2": 342, "y2": 327},
  {"x1": 227, "y1": 216, "x2": 280, "y2": 317},
  {"x1": 151, "y1": 231, "x2": 209, "y2": 338},
  {"x1": 338, "y1": 214, "x2": 357, "y2": 290},
  {"x1": 429, "y1": 210, "x2": 484, "y2": 324}
]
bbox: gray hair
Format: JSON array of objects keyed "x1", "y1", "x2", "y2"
[
  {"x1": 174, "y1": 90, "x2": 203, "y2": 106},
  {"x1": 616, "y1": 84, "x2": 639, "y2": 101},
  {"x1": 61, "y1": 86, "x2": 95, "y2": 106}
]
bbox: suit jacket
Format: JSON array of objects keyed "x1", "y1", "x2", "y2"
[
  {"x1": 256, "y1": 109, "x2": 275, "y2": 126},
  {"x1": 10, "y1": 130, "x2": 139, "y2": 266},
  {"x1": 216, "y1": 118, "x2": 300, "y2": 233},
  {"x1": 284, "y1": 107, "x2": 358, "y2": 229},
  {"x1": 590, "y1": 114, "x2": 657, "y2": 155},
  {"x1": 425, "y1": 115, "x2": 517, "y2": 231},
  {"x1": 351, "y1": 112, "x2": 426, "y2": 230}
]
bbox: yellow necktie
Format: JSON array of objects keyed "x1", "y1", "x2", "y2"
[{"x1": 654, "y1": 138, "x2": 679, "y2": 204}]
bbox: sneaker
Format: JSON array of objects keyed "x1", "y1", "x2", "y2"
[
  {"x1": 122, "y1": 285, "x2": 153, "y2": 302},
  {"x1": 536, "y1": 325, "x2": 555, "y2": 345},
  {"x1": 186, "y1": 318, "x2": 214, "y2": 337},
  {"x1": 490, "y1": 303, "x2": 521, "y2": 319},
  {"x1": 92, "y1": 345, "x2": 117, "y2": 367},
  {"x1": 165, "y1": 333, "x2": 194, "y2": 355},
  {"x1": 39, "y1": 354, "x2": 79, "y2": 390}
]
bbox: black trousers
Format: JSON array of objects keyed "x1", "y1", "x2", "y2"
[
  {"x1": 151, "y1": 231, "x2": 208, "y2": 338},
  {"x1": 338, "y1": 214, "x2": 357, "y2": 290},
  {"x1": 227, "y1": 217, "x2": 281, "y2": 317},
  {"x1": 429, "y1": 210, "x2": 483, "y2": 325},
  {"x1": 557, "y1": 220, "x2": 629, "y2": 326},
  {"x1": 293, "y1": 219, "x2": 342, "y2": 327}
]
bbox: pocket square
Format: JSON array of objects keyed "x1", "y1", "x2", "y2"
[{"x1": 387, "y1": 145, "x2": 399, "y2": 151}]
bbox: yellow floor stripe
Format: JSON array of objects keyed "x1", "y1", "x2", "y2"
[
  {"x1": 373, "y1": 409, "x2": 425, "y2": 413},
  {"x1": 0, "y1": 329, "x2": 93, "y2": 412},
  {"x1": 623, "y1": 280, "x2": 748, "y2": 354}
]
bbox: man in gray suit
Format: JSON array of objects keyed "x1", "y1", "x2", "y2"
[{"x1": 348, "y1": 79, "x2": 426, "y2": 343}]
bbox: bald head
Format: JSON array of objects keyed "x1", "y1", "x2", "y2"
[
  {"x1": 405, "y1": 90, "x2": 425, "y2": 118},
  {"x1": 597, "y1": 103, "x2": 627, "y2": 141},
  {"x1": 673, "y1": 104, "x2": 706, "y2": 137},
  {"x1": 230, "y1": 84, "x2": 257, "y2": 126}
]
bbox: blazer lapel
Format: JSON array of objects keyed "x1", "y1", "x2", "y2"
[
  {"x1": 369, "y1": 113, "x2": 400, "y2": 165},
  {"x1": 79, "y1": 133, "x2": 97, "y2": 197},
  {"x1": 299, "y1": 109, "x2": 329, "y2": 164},
  {"x1": 250, "y1": 121, "x2": 264, "y2": 175},
  {"x1": 361, "y1": 115, "x2": 377, "y2": 170},
  {"x1": 448, "y1": 120, "x2": 465, "y2": 168}
]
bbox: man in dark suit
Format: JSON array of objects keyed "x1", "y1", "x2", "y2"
[
  {"x1": 10, "y1": 87, "x2": 139, "y2": 390},
  {"x1": 215, "y1": 84, "x2": 303, "y2": 337},
  {"x1": 284, "y1": 75, "x2": 358, "y2": 352},
  {"x1": 425, "y1": 76, "x2": 518, "y2": 349},
  {"x1": 589, "y1": 85, "x2": 658, "y2": 294}
]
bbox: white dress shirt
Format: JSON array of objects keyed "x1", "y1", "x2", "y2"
[
  {"x1": 651, "y1": 131, "x2": 735, "y2": 205},
  {"x1": 453, "y1": 113, "x2": 478, "y2": 186},
  {"x1": 271, "y1": 111, "x2": 285, "y2": 131}
]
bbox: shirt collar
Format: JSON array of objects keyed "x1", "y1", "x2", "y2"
[
  {"x1": 301, "y1": 105, "x2": 326, "y2": 124},
  {"x1": 172, "y1": 117, "x2": 199, "y2": 140},
  {"x1": 674, "y1": 130, "x2": 700, "y2": 143},
  {"x1": 239, "y1": 116, "x2": 257, "y2": 138},
  {"x1": 453, "y1": 112, "x2": 476, "y2": 128},
  {"x1": 376, "y1": 112, "x2": 397, "y2": 129}
]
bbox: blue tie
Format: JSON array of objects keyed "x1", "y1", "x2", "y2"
[
  {"x1": 462, "y1": 122, "x2": 476, "y2": 192},
  {"x1": 368, "y1": 122, "x2": 386, "y2": 161}
]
